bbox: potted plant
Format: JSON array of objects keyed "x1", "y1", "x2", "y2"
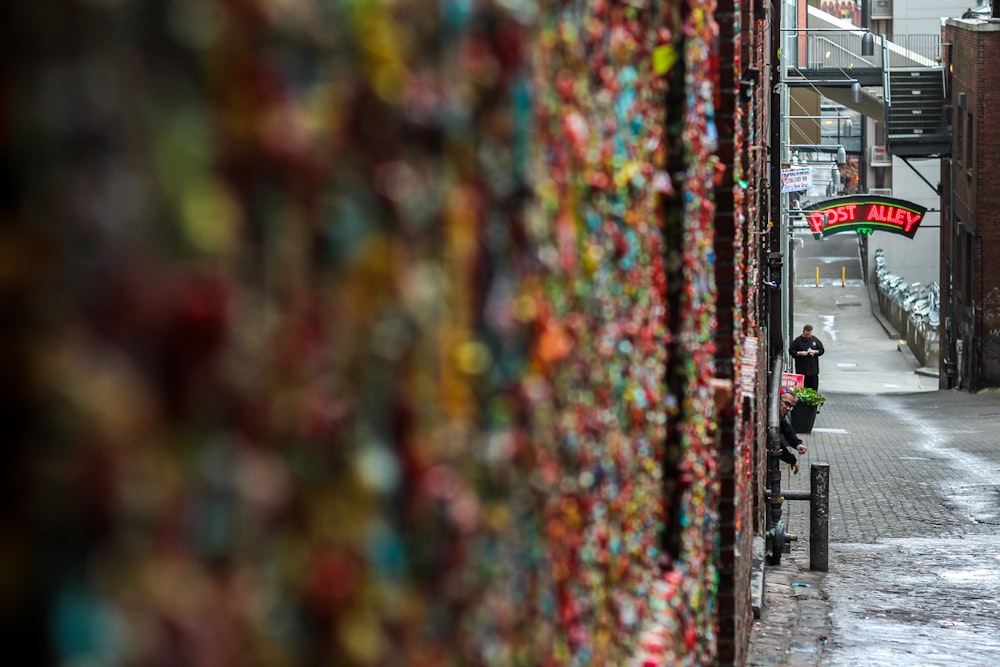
[{"x1": 790, "y1": 387, "x2": 826, "y2": 434}]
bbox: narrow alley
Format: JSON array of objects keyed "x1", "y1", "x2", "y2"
[
  {"x1": 748, "y1": 241, "x2": 1000, "y2": 665},
  {"x1": 6, "y1": 3, "x2": 995, "y2": 665}
]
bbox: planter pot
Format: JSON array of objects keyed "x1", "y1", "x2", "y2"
[{"x1": 790, "y1": 403, "x2": 818, "y2": 434}]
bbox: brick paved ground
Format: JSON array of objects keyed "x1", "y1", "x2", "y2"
[
  {"x1": 746, "y1": 389, "x2": 1000, "y2": 666},
  {"x1": 747, "y1": 545, "x2": 832, "y2": 666}
]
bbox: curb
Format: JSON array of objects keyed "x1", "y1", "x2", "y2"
[
  {"x1": 867, "y1": 279, "x2": 899, "y2": 339},
  {"x1": 751, "y1": 537, "x2": 766, "y2": 619},
  {"x1": 747, "y1": 539, "x2": 833, "y2": 667},
  {"x1": 896, "y1": 342, "x2": 920, "y2": 369}
]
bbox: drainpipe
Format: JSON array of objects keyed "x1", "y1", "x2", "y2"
[
  {"x1": 769, "y1": 0, "x2": 784, "y2": 364},
  {"x1": 764, "y1": 356, "x2": 786, "y2": 564},
  {"x1": 945, "y1": 156, "x2": 956, "y2": 389}
]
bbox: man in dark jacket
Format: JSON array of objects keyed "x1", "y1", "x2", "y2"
[
  {"x1": 789, "y1": 324, "x2": 825, "y2": 391},
  {"x1": 778, "y1": 390, "x2": 808, "y2": 474}
]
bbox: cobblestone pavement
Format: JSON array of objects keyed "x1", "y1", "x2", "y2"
[
  {"x1": 747, "y1": 545, "x2": 832, "y2": 666},
  {"x1": 747, "y1": 244, "x2": 1000, "y2": 666},
  {"x1": 747, "y1": 390, "x2": 1000, "y2": 666}
]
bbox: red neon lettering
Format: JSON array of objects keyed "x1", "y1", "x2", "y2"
[
  {"x1": 815, "y1": 204, "x2": 860, "y2": 228},
  {"x1": 810, "y1": 201, "x2": 924, "y2": 236},
  {"x1": 808, "y1": 211, "x2": 826, "y2": 233}
]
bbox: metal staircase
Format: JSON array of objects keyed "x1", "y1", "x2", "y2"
[
  {"x1": 884, "y1": 68, "x2": 951, "y2": 157},
  {"x1": 787, "y1": 7, "x2": 951, "y2": 160}
]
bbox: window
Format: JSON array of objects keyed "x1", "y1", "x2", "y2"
[
  {"x1": 955, "y1": 103, "x2": 964, "y2": 167},
  {"x1": 871, "y1": 0, "x2": 893, "y2": 18},
  {"x1": 964, "y1": 229, "x2": 974, "y2": 302},
  {"x1": 966, "y1": 113, "x2": 973, "y2": 178}
]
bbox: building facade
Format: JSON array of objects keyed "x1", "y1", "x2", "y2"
[
  {"x1": 2, "y1": 2, "x2": 779, "y2": 666},
  {"x1": 942, "y1": 18, "x2": 1000, "y2": 390}
]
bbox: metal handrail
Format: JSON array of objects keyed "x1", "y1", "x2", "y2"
[
  {"x1": 882, "y1": 32, "x2": 891, "y2": 107},
  {"x1": 786, "y1": 31, "x2": 943, "y2": 81},
  {"x1": 812, "y1": 34, "x2": 878, "y2": 69},
  {"x1": 783, "y1": 29, "x2": 883, "y2": 71}
]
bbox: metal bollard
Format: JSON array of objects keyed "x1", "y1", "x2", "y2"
[
  {"x1": 809, "y1": 463, "x2": 830, "y2": 571},
  {"x1": 777, "y1": 462, "x2": 830, "y2": 571}
]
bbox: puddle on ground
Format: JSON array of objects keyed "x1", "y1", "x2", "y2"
[{"x1": 826, "y1": 536, "x2": 1000, "y2": 666}]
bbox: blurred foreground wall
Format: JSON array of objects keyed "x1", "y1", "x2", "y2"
[{"x1": 0, "y1": 1, "x2": 765, "y2": 665}]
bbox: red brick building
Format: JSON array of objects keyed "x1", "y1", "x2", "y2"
[
  {"x1": 3, "y1": 2, "x2": 781, "y2": 666},
  {"x1": 941, "y1": 19, "x2": 1000, "y2": 390},
  {"x1": 714, "y1": 0, "x2": 776, "y2": 660}
]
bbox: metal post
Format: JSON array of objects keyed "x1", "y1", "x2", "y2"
[
  {"x1": 771, "y1": 463, "x2": 831, "y2": 568},
  {"x1": 765, "y1": 357, "x2": 788, "y2": 565},
  {"x1": 766, "y1": 357, "x2": 786, "y2": 534},
  {"x1": 768, "y1": 443, "x2": 784, "y2": 529},
  {"x1": 809, "y1": 463, "x2": 830, "y2": 571}
]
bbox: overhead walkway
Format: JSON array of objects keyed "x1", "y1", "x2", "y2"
[{"x1": 784, "y1": 6, "x2": 950, "y2": 158}]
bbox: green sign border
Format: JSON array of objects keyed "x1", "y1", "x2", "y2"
[{"x1": 801, "y1": 195, "x2": 928, "y2": 239}]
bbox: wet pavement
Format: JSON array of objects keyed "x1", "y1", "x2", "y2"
[
  {"x1": 828, "y1": 535, "x2": 1000, "y2": 666},
  {"x1": 747, "y1": 238, "x2": 1000, "y2": 666}
]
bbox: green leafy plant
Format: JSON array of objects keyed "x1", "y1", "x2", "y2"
[{"x1": 792, "y1": 387, "x2": 826, "y2": 408}]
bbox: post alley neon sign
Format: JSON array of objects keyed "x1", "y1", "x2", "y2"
[{"x1": 802, "y1": 195, "x2": 928, "y2": 239}]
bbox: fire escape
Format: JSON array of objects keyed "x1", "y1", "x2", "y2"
[{"x1": 783, "y1": 7, "x2": 950, "y2": 162}]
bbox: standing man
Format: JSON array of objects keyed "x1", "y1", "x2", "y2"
[{"x1": 789, "y1": 324, "x2": 825, "y2": 391}]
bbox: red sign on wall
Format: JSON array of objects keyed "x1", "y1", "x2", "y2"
[
  {"x1": 802, "y1": 195, "x2": 928, "y2": 239},
  {"x1": 782, "y1": 372, "x2": 804, "y2": 390}
]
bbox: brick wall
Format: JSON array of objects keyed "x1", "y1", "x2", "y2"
[
  {"x1": 972, "y1": 25, "x2": 1000, "y2": 385},
  {"x1": 715, "y1": 0, "x2": 772, "y2": 662},
  {"x1": 945, "y1": 20, "x2": 1000, "y2": 389},
  {"x1": 2, "y1": 2, "x2": 773, "y2": 664},
  {"x1": 715, "y1": 0, "x2": 743, "y2": 659}
]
